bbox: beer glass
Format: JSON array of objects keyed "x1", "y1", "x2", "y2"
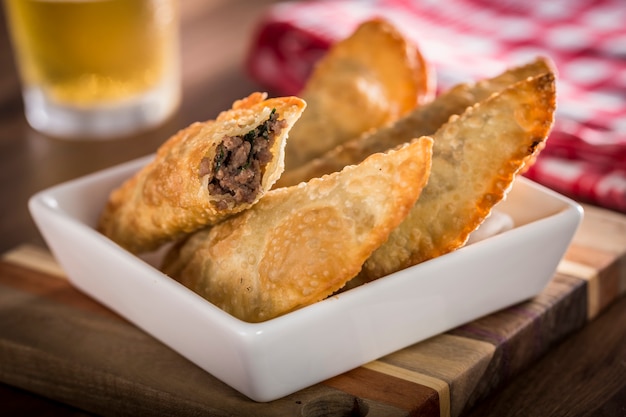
[{"x1": 4, "y1": 0, "x2": 180, "y2": 139}]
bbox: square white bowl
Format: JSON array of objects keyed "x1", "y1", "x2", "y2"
[{"x1": 29, "y1": 155, "x2": 583, "y2": 402}]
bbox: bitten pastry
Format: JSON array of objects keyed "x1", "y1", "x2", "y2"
[
  {"x1": 98, "y1": 92, "x2": 306, "y2": 254},
  {"x1": 161, "y1": 137, "x2": 433, "y2": 322}
]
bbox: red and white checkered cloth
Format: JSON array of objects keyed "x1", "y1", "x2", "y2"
[{"x1": 245, "y1": 0, "x2": 626, "y2": 213}]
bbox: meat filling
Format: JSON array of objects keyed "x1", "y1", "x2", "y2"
[{"x1": 199, "y1": 109, "x2": 286, "y2": 210}]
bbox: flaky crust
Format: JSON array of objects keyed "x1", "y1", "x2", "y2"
[
  {"x1": 284, "y1": 18, "x2": 433, "y2": 170},
  {"x1": 161, "y1": 137, "x2": 433, "y2": 322},
  {"x1": 275, "y1": 57, "x2": 554, "y2": 188},
  {"x1": 97, "y1": 93, "x2": 306, "y2": 254},
  {"x1": 358, "y1": 72, "x2": 557, "y2": 281}
]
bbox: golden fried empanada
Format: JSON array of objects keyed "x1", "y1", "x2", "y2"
[
  {"x1": 276, "y1": 57, "x2": 553, "y2": 187},
  {"x1": 161, "y1": 137, "x2": 434, "y2": 322},
  {"x1": 357, "y1": 72, "x2": 557, "y2": 282},
  {"x1": 284, "y1": 18, "x2": 433, "y2": 170},
  {"x1": 98, "y1": 93, "x2": 306, "y2": 254}
]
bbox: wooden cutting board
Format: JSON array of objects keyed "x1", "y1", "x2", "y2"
[{"x1": 1, "y1": 203, "x2": 625, "y2": 417}]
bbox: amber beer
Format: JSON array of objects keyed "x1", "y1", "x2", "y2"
[{"x1": 4, "y1": 0, "x2": 180, "y2": 138}]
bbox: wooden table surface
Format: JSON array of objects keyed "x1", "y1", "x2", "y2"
[{"x1": 1, "y1": 1, "x2": 624, "y2": 416}]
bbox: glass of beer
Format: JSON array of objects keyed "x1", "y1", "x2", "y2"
[{"x1": 4, "y1": 0, "x2": 180, "y2": 139}]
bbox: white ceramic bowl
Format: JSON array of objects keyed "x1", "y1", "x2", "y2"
[{"x1": 29, "y1": 155, "x2": 583, "y2": 402}]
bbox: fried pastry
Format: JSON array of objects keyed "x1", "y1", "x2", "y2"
[
  {"x1": 161, "y1": 137, "x2": 434, "y2": 322},
  {"x1": 276, "y1": 57, "x2": 554, "y2": 187},
  {"x1": 357, "y1": 72, "x2": 557, "y2": 282},
  {"x1": 98, "y1": 92, "x2": 306, "y2": 254},
  {"x1": 284, "y1": 18, "x2": 433, "y2": 170}
]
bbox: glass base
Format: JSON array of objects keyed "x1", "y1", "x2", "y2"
[{"x1": 23, "y1": 80, "x2": 180, "y2": 140}]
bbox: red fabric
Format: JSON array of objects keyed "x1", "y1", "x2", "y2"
[{"x1": 245, "y1": 0, "x2": 626, "y2": 212}]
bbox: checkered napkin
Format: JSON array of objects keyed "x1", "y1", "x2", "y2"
[{"x1": 246, "y1": 0, "x2": 626, "y2": 212}]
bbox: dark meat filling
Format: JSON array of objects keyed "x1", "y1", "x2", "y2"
[{"x1": 199, "y1": 109, "x2": 286, "y2": 210}]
